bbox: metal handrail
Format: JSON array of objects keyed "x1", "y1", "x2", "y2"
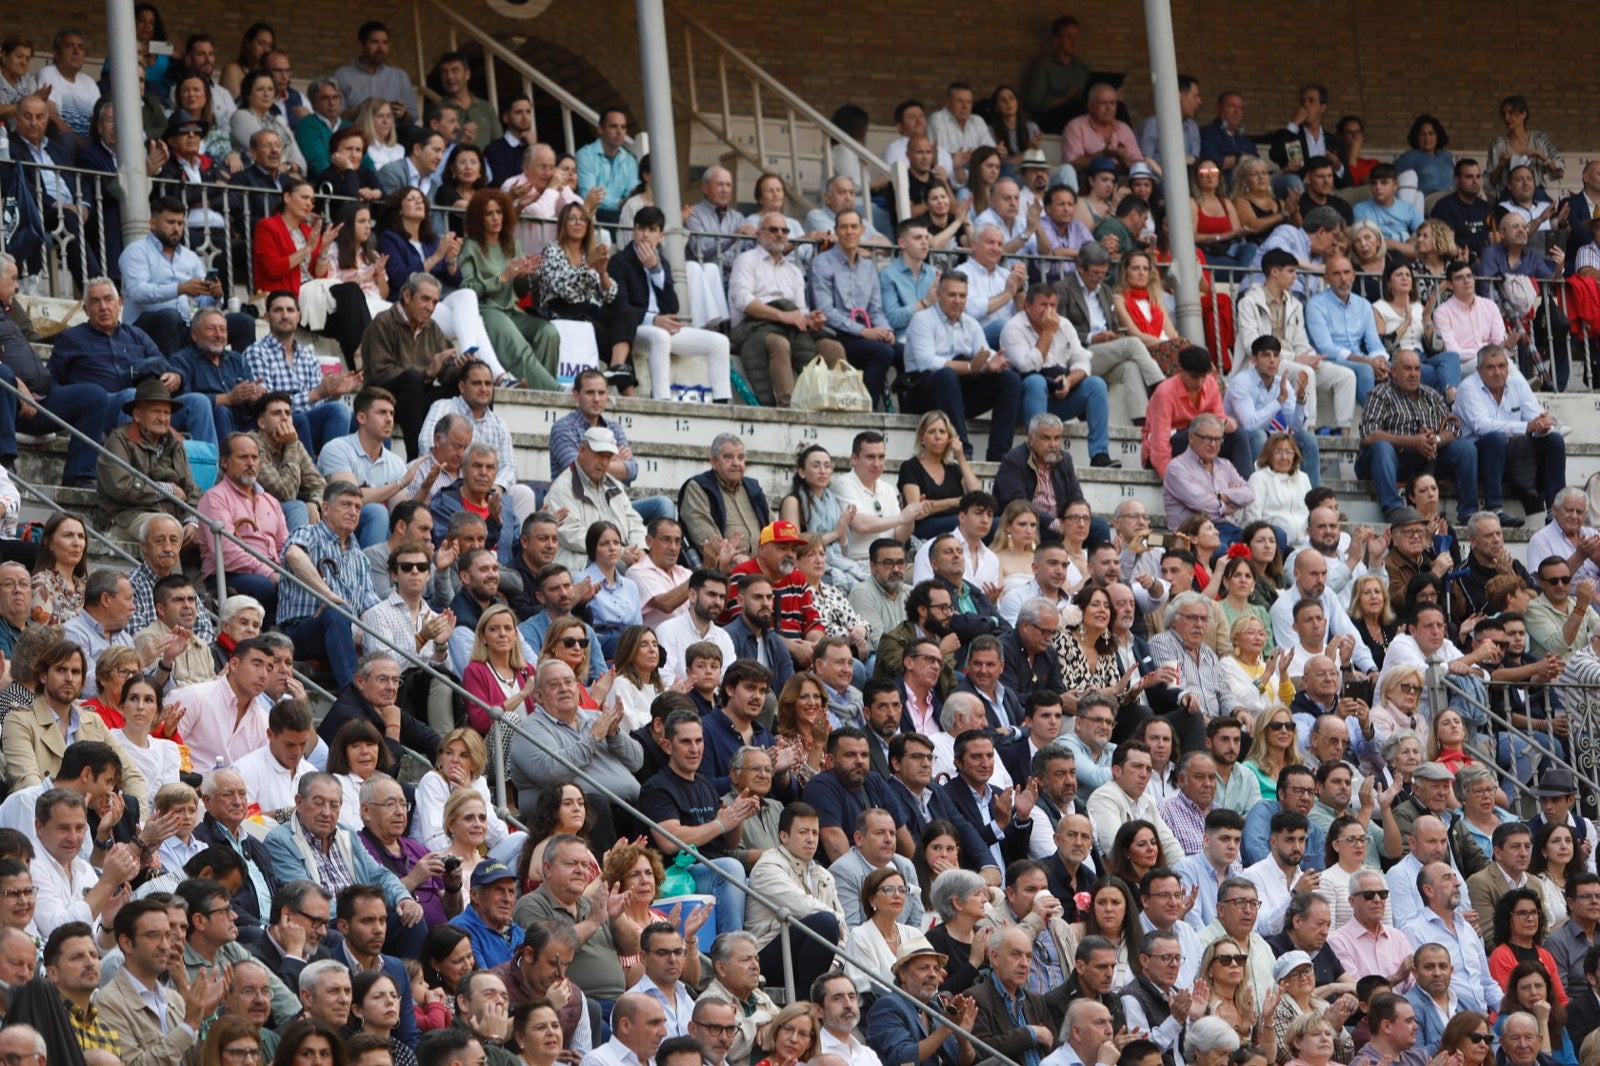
[
  {"x1": 414, "y1": 0, "x2": 639, "y2": 157},
  {"x1": 665, "y1": 3, "x2": 909, "y2": 222},
  {"x1": 1428, "y1": 666, "x2": 1589, "y2": 808},
  {"x1": 0, "y1": 375, "x2": 1016, "y2": 1056}
]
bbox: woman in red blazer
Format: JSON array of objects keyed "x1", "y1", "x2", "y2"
[{"x1": 252, "y1": 176, "x2": 371, "y2": 361}]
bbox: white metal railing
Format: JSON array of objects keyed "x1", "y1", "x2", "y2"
[
  {"x1": 413, "y1": 0, "x2": 640, "y2": 158},
  {"x1": 665, "y1": 3, "x2": 909, "y2": 221},
  {"x1": 0, "y1": 374, "x2": 1022, "y2": 1058}
]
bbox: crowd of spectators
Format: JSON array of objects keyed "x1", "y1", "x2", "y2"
[{"x1": 1, "y1": 13, "x2": 1600, "y2": 1066}]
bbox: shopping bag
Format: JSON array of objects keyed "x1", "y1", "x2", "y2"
[{"x1": 790, "y1": 355, "x2": 871, "y2": 412}]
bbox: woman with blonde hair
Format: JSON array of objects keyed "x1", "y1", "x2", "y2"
[
  {"x1": 1410, "y1": 219, "x2": 1458, "y2": 303},
  {"x1": 1348, "y1": 574, "x2": 1397, "y2": 672},
  {"x1": 991, "y1": 499, "x2": 1041, "y2": 593},
  {"x1": 358, "y1": 99, "x2": 403, "y2": 169},
  {"x1": 539, "y1": 618, "x2": 611, "y2": 708},
  {"x1": 1201, "y1": 937, "x2": 1274, "y2": 1047},
  {"x1": 1241, "y1": 705, "x2": 1304, "y2": 802},
  {"x1": 1346, "y1": 220, "x2": 1395, "y2": 302},
  {"x1": 755, "y1": 1001, "x2": 821, "y2": 1066},
  {"x1": 1276, "y1": 1009, "x2": 1351, "y2": 1066},
  {"x1": 1367, "y1": 665, "x2": 1430, "y2": 752},
  {"x1": 538, "y1": 201, "x2": 636, "y2": 391},
  {"x1": 463, "y1": 603, "x2": 537, "y2": 777},
  {"x1": 1219, "y1": 615, "x2": 1292, "y2": 729},
  {"x1": 1232, "y1": 157, "x2": 1299, "y2": 244},
  {"x1": 1241, "y1": 433, "x2": 1313, "y2": 545},
  {"x1": 416, "y1": 727, "x2": 525, "y2": 865},
  {"x1": 439, "y1": 788, "x2": 491, "y2": 885},
  {"x1": 897, "y1": 411, "x2": 980, "y2": 541},
  {"x1": 1114, "y1": 249, "x2": 1185, "y2": 375}
]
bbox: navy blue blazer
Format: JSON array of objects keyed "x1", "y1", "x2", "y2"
[
  {"x1": 607, "y1": 242, "x2": 680, "y2": 327},
  {"x1": 952, "y1": 677, "x2": 1023, "y2": 732},
  {"x1": 863, "y1": 986, "x2": 962, "y2": 1066},
  {"x1": 937, "y1": 777, "x2": 1033, "y2": 873},
  {"x1": 886, "y1": 776, "x2": 992, "y2": 867},
  {"x1": 724, "y1": 615, "x2": 795, "y2": 692},
  {"x1": 896, "y1": 678, "x2": 944, "y2": 736}
]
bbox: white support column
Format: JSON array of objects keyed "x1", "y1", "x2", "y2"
[
  {"x1": 106, "y1": 0, "x2": 151, "y2": 244},
  {"x1": 1142, "y1": 0, "x2": 1203, "y2": 345},
  {"x1": 637, "y1": 0, "x2": 688, "y2": 311}
]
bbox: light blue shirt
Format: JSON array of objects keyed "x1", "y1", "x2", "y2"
[
  {"x1": 119, "y1": 235, "x2": 217, "y2": 324},
  {"x1": 1400, "y1": 906, "x2": 1499, "y2": 1012},
  {"x1": 1354, "y1": 198, "x2": 1423, "y2": 244},
  {"x1": 1454, "y1": 369, "x2": 1545, "y2": 437},
  {"x1": 904, "y1": 306, "x2": 986, "y2": 373},
  {"x1": 1246, "y1": 226, "x2": 1320, "y2": 299},
  {"x1": 1061, "y1": 734, "x2": 1115, "y2": 792},
  {"x1": 808, "y1": 246, "x2": 887, "y2": 335},
  {"x1": 1307, "y1": 288, "x2": 1386, "y2": 361},
  {"x1": 1223, "y1": 366, "x2": 1304, "y2": 433},
  {"x1": 316, "y1": 433, "x2": 406, "y2": 487},
  {"x1": 1174, "y1": 851, "x2": 1241, "y2": 932},
  {"x1": 575, "y1": 140, "x2": 639, "y2": 213},
  {"x1": 577, "y1": 563, "x2": 644, "y2": 634},
  {"x1": 880, "y1": 259, "x2": 938, "y2": 339},
  {"x1": 1137, "y1": 115, "x2": 1201, "y2": 169}
]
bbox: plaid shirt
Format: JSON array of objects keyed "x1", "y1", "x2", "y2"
[
  {"x1": 278, "y1": 521, "x2": 380, "y2": 625},
  {"x1": 243, "y1": 334, "x2": 325, "y2": 411},
  {"x1": 419, "y1": 397, "x2": 519, "y2": 489},
  {"x1": 1360, "y1": 381, "x2": 1454, "y2": 440},
  {"x1": 1158, "y1": 791, "x2": 1212, "y2": 856},
  {"x1": 67, "y1": 999, "x2": 123, "y2": 1057},
  {"x1": 130, "y1": 562, "x2": 217, "y2": 642},
  {"x1": 307, "y1": 828, "x2": 356, "y2": 897}
]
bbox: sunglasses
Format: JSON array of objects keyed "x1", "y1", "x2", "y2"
[
  {"x1": 1213, "y1": 954, "x2": 1248, "y2": 966},
  {"x1": 394, "y1": 560, "x2": 430, "y2": 573},
  {"x1": 1466, "y1": 1035, "x2": 1492, "y2": 1046},
  {"x1": 1354, "y1": 889, "x2": 1390, "y2": 901},
  {"x1": 560, "y1": 636, "x2": 591, "y2": 649},
  {"x1": 1266, "y1": 721, "x2": 1295, "y2": 732}
]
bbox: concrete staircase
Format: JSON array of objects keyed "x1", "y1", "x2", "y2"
[{"x1": 21, "y1": 382, "x2": 1600, "y2": 571}]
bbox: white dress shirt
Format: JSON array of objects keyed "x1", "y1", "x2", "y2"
[
  {"x1": 655, "y1": 612, "x2": 736, "y2": 686},
  {"x1": 33, "y1": 848, "x2": 97, "y2": 938},
  {"x1": 627, "y1": 974, "x2": 696, "y2": 1038},
  {"x1": 832, "y1": 472, "x2": 904, "y2": 562}
]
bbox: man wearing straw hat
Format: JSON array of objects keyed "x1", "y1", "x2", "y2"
[{"x1": 863, "y1": 936, "x2": 980, "y2": 1066}]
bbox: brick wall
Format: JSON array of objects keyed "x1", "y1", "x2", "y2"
[{"x1": 16, "y1": 0, "x2": 1600, "y2": 154}]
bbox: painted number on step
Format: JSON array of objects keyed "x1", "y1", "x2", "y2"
[
  {"x1": 1121, "y1": 486, "x2": 1136, "y2": 497},
  {"x1": 645, "y1": 459, "x2": 659, "y2": 473},
  {"x1": 1119, "y1": 441, "x2": 1138, "y2": 454},
  {"x1": 674, "y1": 418, "x2": 692, "y2": 432},
  {"x1": 801, "y1": 427, "x2": 819, "y2": 441},
  {"x1": 740, "y1": 424, "x2": 757, "y2": 437}
]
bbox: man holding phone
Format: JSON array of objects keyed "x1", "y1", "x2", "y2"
[{"x1": 119, "y1": 195, "x2": 255, "y2": 355}]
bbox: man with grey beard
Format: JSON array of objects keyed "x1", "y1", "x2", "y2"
[{"x1": 198, "y1": 432, "x2": 288, "y2": 620}]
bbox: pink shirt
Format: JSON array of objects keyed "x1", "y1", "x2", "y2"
[
  {"x1": 1432, "y1": 295, "x2": 1506, "y2": 373},
  {"x1": 1327, "y1": 918, "x2": 1414, "y2": 980},
  {"x1": 198, "y1": 476, "x2": 289, "y2": 579},
  {"x1": 1060, "y1": 116, "x2": 1142, "y2": 166},
  {"x1": 626, "y1": 557, "x2": 692, "y2": 628},
  {"x1": 168, "y1": 677, "x2": 269, "y2": 771}
]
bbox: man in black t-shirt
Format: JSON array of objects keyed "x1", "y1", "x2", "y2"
[
  {"x1": 637, "y1": 709, "x2": 760, "y2": 941},
  {"x1": 1429, "y1": 157, "x2": 1499, "y2": 259}
]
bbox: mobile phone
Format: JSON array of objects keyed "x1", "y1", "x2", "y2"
[
  {"x1": 148, "y1": 40, "x2": 174, "y2": 56},
  {"x1": 1145, "y1": 532, "x2": 1168, "y2": 549},
  {"x1": 205, "y1": 270, "x2": 220, "y2": 284},
  {"x1": 443, "y1": 856, "x2": 462, "y2": 873}
]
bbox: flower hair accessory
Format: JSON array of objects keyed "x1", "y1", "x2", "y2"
[
  {"x1": 1226, "y1": 543, "x2": 1252, "y2": 560},
  {"x1": 1073, "y1": 891, "x2": 1092, "y2": 913}
]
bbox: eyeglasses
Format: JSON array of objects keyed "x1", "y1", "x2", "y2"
[
  {"x1": 1191, "y1": 433, "x2": 1223, "y2": 444},
  {"x1": 202, "y1": 904, "x2": 236, "y2": 917},
  {"x1": 1221, "y1": 898, "x2": 1259, "y2": 909},
  {"x1": 1083, "y1": 716, "x2": 1115, "y2": 727},
  {"x1": 366, "y1": 798, "x2": 412, "y2": 813},
  {"x1": 649, "y1": 948, "x2": 688, "y2": 958},
  {"x1": 0, "y1": 887, "x2": 35, "y2": 900},
  {"x1": 223, "y1": 1049, "x2": 264, "y2": 1062},
  {"x1": 1144, "y1": 952, "x2": 1182, "y2": 964},
  {"x1": 292, "y1": 909, "x2": 330, "y2": 929},
  {"x1": 877, "y1": 885, "x2": 909, "y2": 897},
  {"x1": 1337, "y1": 835, "x2": 1367, "y2": 846},
  {"x1": 1395, "y1": 683, "x2": 1422, "y2": 695},
  {"x1": 1354, "y1": 889, "x2": 1390, "y2": 901},
  {"x1": 394, "y1": 560, "x2": 430, "y2": 573},
  {"x1": 560, "y1": 637, "x2": 591, "y2": 649},
  {"x1": 693, "y1": 1023, "x2": 737, "y2": 1038}
]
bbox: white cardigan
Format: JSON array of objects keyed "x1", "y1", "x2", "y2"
[
  {"x1": 414, "y1": 772, "x2": 514, "y2": 851},
  {"x1": 1240, "y1": 468, "x2": 1313, "y2": 544}
]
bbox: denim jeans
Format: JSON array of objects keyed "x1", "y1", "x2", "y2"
[
  {"x1": 689, "y1": 856, "x2": 747, "y2": 936},
  {"x1": 357, "y1": 503, "x2": 389, "y2": 548},
  {"x1": 294, "y1": 401, "x2": 353, "y2": 456},
  {"x1": 1421, "y1": 351, "x2": 1463, "y2": 395},
  {"x1": 1021, "y1": 373, "x2": 1110, "y2": 458},
  {"x1": 1356, "y1": 436, "x2": 1490, "y2": 518},
  {"x1": 282, "y1": 500, "x2": 311, "y2": 531}
]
